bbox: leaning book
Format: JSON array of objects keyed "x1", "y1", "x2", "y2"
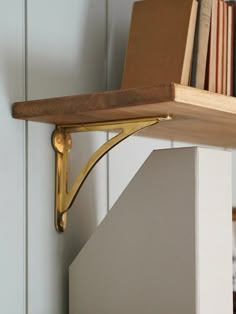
[{"x1": 122, "y1": 0, "x2": 198, "y2": 89}]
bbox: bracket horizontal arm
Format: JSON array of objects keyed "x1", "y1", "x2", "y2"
[{"x1": 52, "y1": 116, "x2": 171, "y2": 232}]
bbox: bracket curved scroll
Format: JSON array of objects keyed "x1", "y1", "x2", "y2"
[{"x1": 52, "y1": 116, "x2": 171, "y2": 232}]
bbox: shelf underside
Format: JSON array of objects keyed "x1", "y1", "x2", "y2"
[{"x1": 12, "y1": 83, "x2": 236, "y2": 148}]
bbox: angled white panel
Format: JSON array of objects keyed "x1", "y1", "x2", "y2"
[
  {"x1": 0, "y1": 1, "x2": 25, "y2": 313},
  {"x1": 70, "y1": 148, "x2": 232, "y2": 314},
  {"x1": 27, "y1": 1, "x2": 107, "y2": 313}
]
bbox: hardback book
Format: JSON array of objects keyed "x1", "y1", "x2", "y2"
[
  {"x1": 191, "y1": 0, "x2": 213, "y2": 89},
  {"x1": 208, "y1": 0, "x2": 218, "y2": 92},
  {"x1": 121, "y1": 0, "x2": 198, "y2": 89},
  {"x1": 216, "y1": 0, "x2": 224, "y2": 93},
  {"x1": 223, "y1": 1, "x2": 228, "y2": 95},
  {"x1": 234, "y1": 3, "x2": 236, "y2": 96},
  {"x1": 227, "y1": 3, "x2": 234, "y2": 96}
]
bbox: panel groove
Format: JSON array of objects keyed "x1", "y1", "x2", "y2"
[
  {"x1": 24, "y1": 0, "x2": 29, "y2": 313},
  {"x1": 105, "y1": 0, "x2": 109, "y2": 92}
]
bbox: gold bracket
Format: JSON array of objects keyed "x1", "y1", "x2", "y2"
[{"x1": 52, "y1": 116, "x2": 171, "y2": 232}]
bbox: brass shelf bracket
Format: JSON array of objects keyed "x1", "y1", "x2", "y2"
[{"x1": 52, "y1": 116, "x2": 171, "y2": 232}]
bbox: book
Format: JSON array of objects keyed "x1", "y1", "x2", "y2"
[
  {"x1": 223, "y1": 1, "x2": 228, "y2": 95},
  {"x1": 216, "y1": 0, "x2": 224, "y2": 93},
  {"x1": 234, "y1": 3, "x2": 236, "y2": 96},
  {"x1": 208, "y1": 0, "x2": 218, "y2": 92},
  {"x1": 191, "y1": 0, "x2": 213, "y2": 89},
  {"x1": 227, "y1": 3, "x2": 234, "y2": 96},
  {"x1": 121, "y1": 0, "x2": 198, "y2": 89}
]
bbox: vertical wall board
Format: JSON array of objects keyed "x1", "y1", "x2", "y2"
[
  {"x1": 0, "y1": 0, "x2": 25, "y2": 313},
  {"x1": 107, "y1": 0, "x2": 171, "y2": 208},
  {"x1": 27, "y1": 1, "x2": 107, "y2": 313},
  {"x1": 107, "y1": 0, "x2": 137, "y2": 91}
]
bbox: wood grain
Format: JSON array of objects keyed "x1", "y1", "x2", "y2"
[{"x1": 12, "y1": 82, "x2": 236, "y2": 148}]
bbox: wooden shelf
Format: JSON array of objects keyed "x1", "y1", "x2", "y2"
[{"x1": 12, "y1": 82, "x2": 236, "y2": 148}]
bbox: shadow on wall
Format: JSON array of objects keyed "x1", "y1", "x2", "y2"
[{"x1": 66, "y1": 131, "x2": 108, "y2": 263}]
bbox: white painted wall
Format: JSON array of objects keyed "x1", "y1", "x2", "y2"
[{"x1": 0, "y1": 0, "x2": 25, "y2": 313}]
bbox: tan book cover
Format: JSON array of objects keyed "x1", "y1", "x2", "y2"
[
  {"x1": 121, "y1": 0, "x2": 198, "y2": 89},
  {"x1": 191, "y1": 0, "x2": 213, "y2": 89}
]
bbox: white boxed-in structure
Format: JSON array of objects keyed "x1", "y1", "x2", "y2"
[{"x1": 70, "y1": 147, "x2": 232, "y2": 314}]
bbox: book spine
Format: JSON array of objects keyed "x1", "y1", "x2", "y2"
[
  {"x1": 208, "y1": 0, "x2": 219, "y2": 92},
  {"x1": 217, "y1": 0, "x2": 224, "y2": 93},
  {"x1": 234, "y1": 3, "x2": 236, "y2": 96},
  {"x1": 227, "y1": 3, "x2": 234, "y2": 96},
  {"x1": 182, "y1": 0, "x2": 198, "y2": 85},
  {"x1": 223, "y1": 2, "x2": 228, "y2": 95},
  {"x1": 191, "y1": 0, "x2": 213, "y2": 89}
]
